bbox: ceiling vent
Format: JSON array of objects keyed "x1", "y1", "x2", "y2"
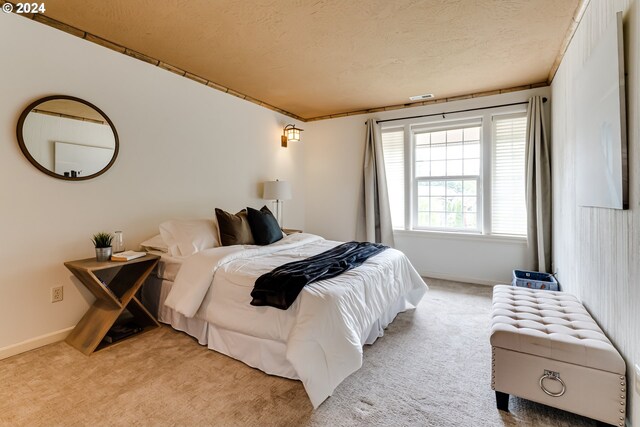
[{"x1": 409, "y1": 94, "x2": 434, "y2": 101}]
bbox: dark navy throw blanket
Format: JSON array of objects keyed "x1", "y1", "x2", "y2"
[{"x1": 250, "y1": 241, "x2": 388, "y2": 310}]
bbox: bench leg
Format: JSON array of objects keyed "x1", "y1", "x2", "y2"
[{"x1": 495, "y1": 391, "x2": 509, "y2": 411}]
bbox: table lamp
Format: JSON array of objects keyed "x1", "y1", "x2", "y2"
[{"x1": 263, "y1": 180, "x2": 292, "y2": 226}]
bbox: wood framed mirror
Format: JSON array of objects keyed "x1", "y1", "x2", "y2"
[{"x1": 16, "y1": 95, "x2": 119, "y2": 181}]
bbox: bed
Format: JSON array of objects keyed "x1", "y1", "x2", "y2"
[{"x1": 141, "y1": 230, "x2": 427, "y2": 408}]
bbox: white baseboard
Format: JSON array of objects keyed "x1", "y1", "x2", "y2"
[
  {"x1": 0, "y1": 327, "x2": 74, "y2": 360},
  {"x1": 420, "y1": 271, "x2": 507, "y2": 287}
]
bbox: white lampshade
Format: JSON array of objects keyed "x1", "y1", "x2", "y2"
[{"x1": 263, "y1": 180, "x2": 292, "y2": 200}]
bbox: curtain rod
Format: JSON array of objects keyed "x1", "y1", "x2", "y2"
[{"x1": 371, "y1": 97, "x2": 547, "y2": 125}]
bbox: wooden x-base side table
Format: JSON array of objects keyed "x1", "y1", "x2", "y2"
[{"x1": 64, "y1": 254, "x2": 160, "y2": 355}]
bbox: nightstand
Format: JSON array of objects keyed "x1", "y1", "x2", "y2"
[
  {"x1": 64, "y1": 254, "x2": 160, "y2": 355},
  {"x1": 282, "y1": 228, "x2": 302, "y2": 235}
]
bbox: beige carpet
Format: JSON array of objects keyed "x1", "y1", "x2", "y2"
[{"x1": 0, "y1": 279, "x2": 598, "y2": 426}]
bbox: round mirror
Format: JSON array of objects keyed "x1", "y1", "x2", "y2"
[{"x1": 16, "y1": 95, "x2": 119, "y2": 180}]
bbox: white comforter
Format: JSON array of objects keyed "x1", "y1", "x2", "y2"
[{"x1": 165, "y1": 233, "x2": 427, "y2": 407}]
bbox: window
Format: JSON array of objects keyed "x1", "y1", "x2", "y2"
[
  {"x1": 413, "y1": 122, "x2": 481, "y2": 231},
  {"x1": 381, "y1": 129, "x2": 405, "y2": 229},
  {"x1": 381, "y1": 108, "x2": 528, "y2": 237},
  {"x1": 491, "y1": 114, "x2": 527, "y2": 235}
]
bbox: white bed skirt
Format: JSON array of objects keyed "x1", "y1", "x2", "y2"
[
  {"x1": 143, "y1": 275, "x2": 409, "y2": 380},
  {"x1": 142, "y1": 276, "x2": 208, "y2": 345}
]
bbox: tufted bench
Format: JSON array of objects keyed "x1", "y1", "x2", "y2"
[{"x1": 491, "y1": 285, "x2": 626, "y2": 426}]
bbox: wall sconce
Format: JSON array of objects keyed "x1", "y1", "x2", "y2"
[{"x1": 281, "y1": 124, "x2": 303, "y2": 147}]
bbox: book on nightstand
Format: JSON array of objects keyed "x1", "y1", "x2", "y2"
[{"x1": 111, "y1": 250, "x2": 146, "y2": 262}]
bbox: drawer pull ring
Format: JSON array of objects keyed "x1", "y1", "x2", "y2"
[{"x1": 539, "y1": 370, "x2": 566, "y2": 397}]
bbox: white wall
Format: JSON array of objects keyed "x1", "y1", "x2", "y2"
[
  {"x1": 0, "y1": 14, "x2": 304, "y2": 354},
  {"x1": 305, "y1": 87, "x2": 549, "y2": 284},
  {"x1": 551, "y1": 0, "x2": 639, "y2": 425},
  {"x1": 393, "y1": 231, "x2": 529, "y2": 285}
]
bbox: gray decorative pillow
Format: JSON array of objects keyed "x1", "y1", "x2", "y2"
[{"x1": 215, "y1": 208, "x2": 255, "y2": 246}]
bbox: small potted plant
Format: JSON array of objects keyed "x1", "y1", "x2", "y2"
[{"x1": 92, "y1": 232, "x2": 113, "y2": 262}]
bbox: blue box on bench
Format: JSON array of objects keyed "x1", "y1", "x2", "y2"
[{"x1": 512, "y1": 270, "x2": 559, "y2": 291}]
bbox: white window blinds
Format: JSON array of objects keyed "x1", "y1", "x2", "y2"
[
  {"x1": 381, "y1": 129, "x2": 405, "y2": 229},
  {"x1": 491, "y1": 114, "x2": 527, "y2": 235},
  {"x1": 413, "y1": 122, "x2": 482, "y2": 232}
]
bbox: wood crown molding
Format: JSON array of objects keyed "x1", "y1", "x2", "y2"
[
  {"x1": 547, "y1": 0, "x2": 591, "y2": 83},
  {"x1": 2, "y1": 2, "x2": 305, "y2": 122},
  {"x1": 304, "y1": 83, "x2": 549, "y2": 122},
  {"x1": 5, "y1": 1, "x2": 581, "y2": 123}
]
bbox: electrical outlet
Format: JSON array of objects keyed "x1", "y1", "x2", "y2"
[
  {"x1": 635, "y1": 363, "x2": 640, "y2": 395},
  {"x1": 51, "y1": 286, "x2": 63, "y2": 303}
]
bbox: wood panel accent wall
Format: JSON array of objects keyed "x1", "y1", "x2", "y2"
[{"x1": 551, "y1": 1, "x2": 639, "y2": 426}]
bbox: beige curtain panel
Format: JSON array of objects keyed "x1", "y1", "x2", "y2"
[
  {"x1": 525, "y1": 96, "x2": 552, "y2": 273},
  {"x1": 358, "y1": 118, "x2": 395, "y2": 246}
]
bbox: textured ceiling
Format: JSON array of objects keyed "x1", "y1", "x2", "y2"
[{"x1": 37, "y1": 0, "x2": 579, "y2": 119}]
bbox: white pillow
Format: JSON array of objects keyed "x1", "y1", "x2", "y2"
[
  {"x1": 159, "y1": 219, "x2": 220, "y2": 257},
  {"x1": 139, "y1": 234, "x2": 169, "y2": 253}
]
